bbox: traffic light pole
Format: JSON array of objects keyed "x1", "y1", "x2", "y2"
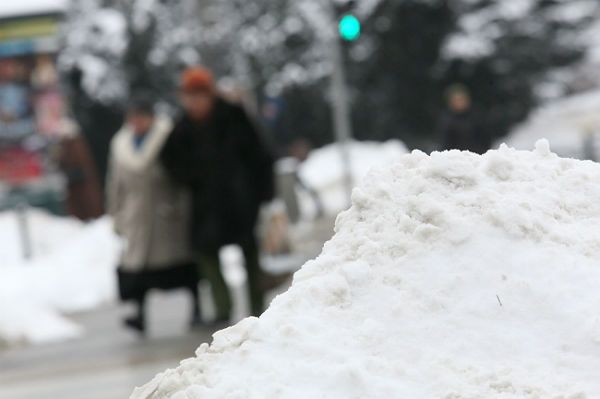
[{"x1": 330, "y1": 31, "x2": 354, "y2": 207}]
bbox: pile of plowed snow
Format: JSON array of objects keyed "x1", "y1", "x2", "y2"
[
  {"x1": 132, "y1": 141, "x2": 600, "y2": 398},
  {"x1": 0, "y1": 211, "x2": 120, "y2": 345}
]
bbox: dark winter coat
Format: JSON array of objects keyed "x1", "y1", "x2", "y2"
[
  {"x1": 161, "y1": 98, "x2": 275, "y2": 251},
  {"x1": 439, "y1": 109, "x2": 490, "y2": 154}
]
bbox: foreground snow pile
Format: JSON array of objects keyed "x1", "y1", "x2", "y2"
[
  {"x1": 0, "y1": 211, "x2": 120, "y2": 345},
  {"x1": 299, "y1": 140, "x2": 408, "y2": 215},
  {"x1": 132, "y1": 141, "x2": 600, "y2": 398}
]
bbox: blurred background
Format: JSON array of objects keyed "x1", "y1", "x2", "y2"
[{"x1": 3, "y1": 0, "x2": 600, "y2": 398}]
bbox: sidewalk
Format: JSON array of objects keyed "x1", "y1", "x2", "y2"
[{"x1": 0, "y1": 292, "x2": 214, "y2": 399}]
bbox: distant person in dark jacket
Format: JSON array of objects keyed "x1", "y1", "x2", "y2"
[
  {"x1": 439, "y1": 84, "x2": 490, "y2": 154},
  {"x1": 161, "y1": 67, "x2": 276, "y2": 322}
]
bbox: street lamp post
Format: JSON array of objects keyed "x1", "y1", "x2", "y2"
[
  {"x1": 329, "y1": 5, "x2": 361, "y2": 207},
  {"x1": 330, "y1": 34, "x2": 354, "y2": 207}
]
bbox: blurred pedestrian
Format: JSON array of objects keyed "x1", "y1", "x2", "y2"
[
  {"x1": 161, "y1": 66, "x2": 279, "y2": 322},
  {"x1": 439, "y1": 84, "x2": 490, "y2": 154},
  {"x1": 107, "y1": 95, "x2": 200, "y2": 334},
  {"x1": 56, "y1": 119, "x2": 104, "y2": 220}
]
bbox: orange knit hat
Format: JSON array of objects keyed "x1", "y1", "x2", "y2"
[{"x1": 180, "y1": 66, "x2": 215, "y2": 93}]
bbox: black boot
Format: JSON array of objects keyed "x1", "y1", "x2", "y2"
[
  {"x1": 189, "y1": 286, "x2": 204, "y2": 328},
  {"x1": 123, "y1": 315, "x2": 145, "y2": 334},
  {"x1": 124, "y1": 296, "x2": 146, "y2": 335}
]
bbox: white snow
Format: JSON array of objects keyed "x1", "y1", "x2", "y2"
[
  {"x1": 502, "y1": 89, "x2": 600, "y2": 159},
  {"x1": 298, "y1": 140, "x2": 408, "y2": 216},
  {"x1": 60, "y1": 7, "x2": 129, "y2": 104},
  {"x1": 132, "y1": 141, "x2": 600, "y2": 398},
  {"x1": 0, "y1": 210, "x2": 120, "y2": 346}
]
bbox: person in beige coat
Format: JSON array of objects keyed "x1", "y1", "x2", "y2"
[{"x1": 107, "y1": 96, "x2": 199, "y2": 334}]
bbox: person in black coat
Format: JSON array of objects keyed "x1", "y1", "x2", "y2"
[
  {"x1": 439, "y1": 84, "x2": 490, "y2": 154},
  {"x1": 161, "y1": 67, "x2": 275, "y2": 321}
]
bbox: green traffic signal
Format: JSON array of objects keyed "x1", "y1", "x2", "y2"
[{"x1": 339, "y1": 14, "x2": 361, "y2": 42}]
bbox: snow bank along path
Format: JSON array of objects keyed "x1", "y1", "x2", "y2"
[
  {"x1": 0, "y1": 212, "x2": 120, "y2": 345},
  {"x1": 132, "y1": 140, "x2": 600, "y2": 398}
]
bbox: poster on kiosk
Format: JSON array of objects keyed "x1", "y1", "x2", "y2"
[{"x1": 0, "y1": 2, "x2": 67, "y2": 212}]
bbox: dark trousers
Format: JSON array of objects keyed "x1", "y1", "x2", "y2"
[
  {"x1": 198, "y1": 236, "x2": 264, "y2": 319},
  {"x1": 117, "y1": 263, "x2": 200, "y2": 322}
]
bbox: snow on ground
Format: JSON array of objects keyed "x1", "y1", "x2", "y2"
[
  {"x1": 298, "y1": 140, "x2": 408, "y2": 216},
  {"x1": 0, "y1": 210, "x2": 81, "y2": 266},
  {"x1": 0, "y1": 210, "x2": 120, "y2": 346},
  {"x1": 132, "y1": 140, "x2": 600, "y2": 398},
  {"x1": 502, "y1": 89, "x2": 600, "y2": 159},
  {"x1": 0, "y1": 210, "x2": 277, "y2": 346}
]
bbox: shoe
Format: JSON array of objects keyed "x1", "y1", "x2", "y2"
[
  {"x1": 123, "y1": 315, "x2": 146, "y2": 335},
  {"x1": 259, "y1": 271, "x2": 293, "y2": 292}
]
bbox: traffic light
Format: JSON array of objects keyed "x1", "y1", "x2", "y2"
[{"x1": 338, "y1": 14, "x2": 361, "y2": 42}]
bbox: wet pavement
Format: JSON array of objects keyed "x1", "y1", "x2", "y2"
[
  {"x1": 0, "y1": 277, "x2": 297, "y2": 399},
  {"x1": 0, "y1": 291, "x2": 216, "y2": 399}
]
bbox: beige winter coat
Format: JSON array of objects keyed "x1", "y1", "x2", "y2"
[{"x1": 107, "y1": 117, "x2": 192, "y2": 271}]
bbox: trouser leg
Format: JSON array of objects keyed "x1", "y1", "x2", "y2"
[
  {"x1": 136, "y1": 291, "x2": 146, "y2": 322},
  {"x1": 241, "y1": 236, "x2": 264, "y2": 317},
  {"x1": 197, "y1": 252, "x2": 232, "y2": 320},
  {"x1": 123, "y1": 291, "x2": 147, "y2": 334},
  {"x1": 188, "y1": 283, "x2": 201, "y2": 321}
]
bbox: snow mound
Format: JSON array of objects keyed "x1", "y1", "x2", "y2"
[
  {"x1": 132, "y1": 141, "x2": 600, "y2": 398},
  {"x1": 0, "y1": 210, "x2": 83, "y2": 266},
  {"x1": 0, "y1": 211, "x2": 120, "y2": 346},
  {"x1": 299, "y1": 140, "x2": 408, "y2": 215}
]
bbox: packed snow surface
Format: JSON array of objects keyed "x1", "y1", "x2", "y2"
[
  {"x1": 132, "y1": 140, "x2": 600, "y2": 398},
  {"x1": 0, "y1": 210, "x2": 120, "y2": 345}
]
